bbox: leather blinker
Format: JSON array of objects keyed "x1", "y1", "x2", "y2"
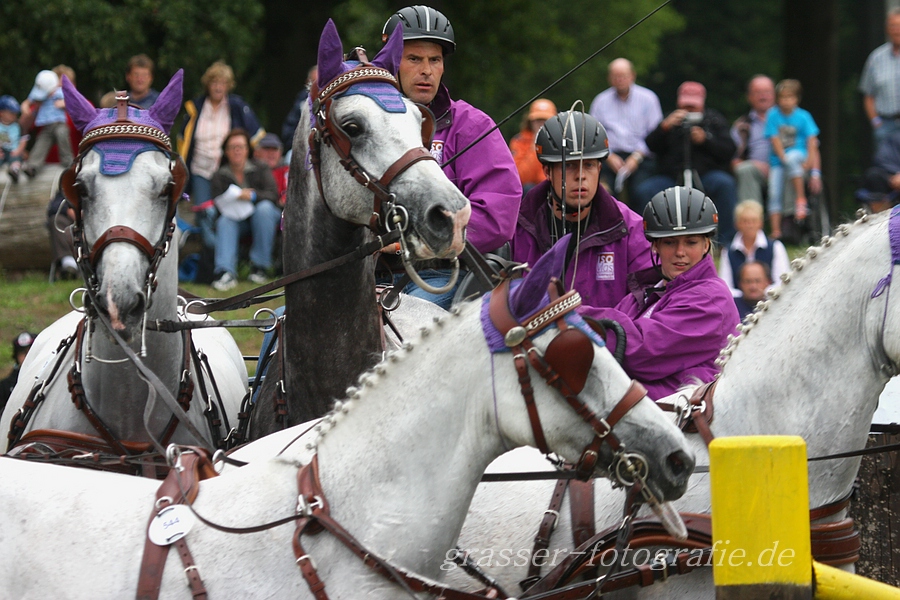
[{"x1": 544, "y1": 327, "x2": 594, "y2": 394}]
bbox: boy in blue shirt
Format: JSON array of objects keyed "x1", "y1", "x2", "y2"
[{"x1": 764, "y1": 79, "x2": 821, "y2": 239}]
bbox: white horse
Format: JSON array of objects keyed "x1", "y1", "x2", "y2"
[
  {"x1": 446, "y1": 209, "x2": 900, "y2": 597},
  {"x1": 0, "y1": 72, "x2": 246, "y2": 463},
  {"x1": 0, "y1": 242, "x2": 691, "y2": 599}
]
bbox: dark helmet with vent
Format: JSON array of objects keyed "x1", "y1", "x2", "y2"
[
  {"x1": 535, "y1": 111, "x2": 609, "y2": 164},
  {"x1": 643, "y1": 186, "x2": 718, "y2": 239},
  {"x1": 382, "y1": 6, "x2": 456, "y2": 55}
]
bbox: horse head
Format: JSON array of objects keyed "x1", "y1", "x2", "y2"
[
  {"x1": 305, "y1": 19, "x2": 470, "y2": 260},
  {"x1": 61, "y1": 72, "x2": 187, "y2": 340},
  {"x1": 487, "y1": 237, "x2": 694, "y2": 504}
]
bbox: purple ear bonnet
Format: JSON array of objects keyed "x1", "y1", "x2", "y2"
[
  {"x1": 61, "y1": 70, "x2": 184, "y2": 175},
  {"x1": 481, "y1": 235, "x2": 570, "y2": 352},
  {"x1": 309, "y1": 19, "x2": 406, "y2": 128}
]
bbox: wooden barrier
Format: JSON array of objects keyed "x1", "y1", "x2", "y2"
[
  {"x1": 710, "y1": 435, "x2": 900, "y2": 600},
  {"x1": 0, "y1": 165, "x2": 63, "y2": 270}
]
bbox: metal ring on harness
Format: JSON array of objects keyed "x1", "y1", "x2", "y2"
[
  {"x1": 183, "y1": 300, "x2": 209, "y2": 319},
  {"x1": 69, "y1": 287, "x2": 88, "y2": 313},
  {"x1": 253, "y1": 308, "x2": 278, "y2": 333},
  {"x1": 613, "y1": 452, "x2": 650, "y2": 488}
]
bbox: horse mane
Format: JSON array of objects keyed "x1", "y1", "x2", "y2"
[
  {"x1": 304, "y1": 305, "x2": 467, "y2": 451},
  {"x1": 715, "y1": 210, "x2": 878, "y2": 374}
]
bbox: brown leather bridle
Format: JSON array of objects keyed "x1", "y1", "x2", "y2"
[
  {"x1": 307, "y1": 62, "x2": 437, "y2": 232},
  {"x1": 59, "y1": 92, "x2": 187, "y2": 301},
  {"x1": 488, "y1": 278, "x2": 649, "y2": 481}
]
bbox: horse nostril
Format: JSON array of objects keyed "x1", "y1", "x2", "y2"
[
  {"x1": 425, "y1": 204, "x2": 453, "y2": 238},
  {"x1": 667, "y1": 450, "x2": 694, "y2": 479}
]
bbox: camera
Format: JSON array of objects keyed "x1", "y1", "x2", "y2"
[{"x1": 683, "y1": 112, "x2": 704, "y2": 126}]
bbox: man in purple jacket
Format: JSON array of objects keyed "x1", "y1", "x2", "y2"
[
  {"x1": 382, "y1": 6, "x2": 522, "y2": 308},
  {"x1": 587, "y1": 186, "x2": 740, "y2": 400},
  {"x1": 511, "y1": 111, "x2": 652, "y2": 309}
]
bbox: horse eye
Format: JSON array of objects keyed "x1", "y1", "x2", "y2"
[
  {"x1": 342, "y1": 121, "x2": 362, "y2": 137},
  {"x1": 160, "y1": 182, "x2": 174, "y2": 198}
]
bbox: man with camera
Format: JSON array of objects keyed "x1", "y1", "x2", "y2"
[{"x1": 635, "y1": 81, "x2": 737, "y2": 244}]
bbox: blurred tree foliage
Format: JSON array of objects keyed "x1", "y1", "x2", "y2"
[{"x1": 0, "y1": 0, "x2": 263, "y2": 106}]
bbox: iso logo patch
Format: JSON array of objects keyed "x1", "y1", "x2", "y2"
[{"x1": 596, "y1": 252, "x2": 615, "y2": 281}]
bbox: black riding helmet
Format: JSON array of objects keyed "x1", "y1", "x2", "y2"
[
  {"x1": 643, "y1": 186, "x2": 718, "y2": 240},
  {"x1": 13, "y1": 332, "x2": 36, "y2": 355},
  {"x1": 535, "y1": 111, "x2": 610, "y2": 164},
  {"x1": 382, "y1": 5, "x2": 456, "y2": 55}
]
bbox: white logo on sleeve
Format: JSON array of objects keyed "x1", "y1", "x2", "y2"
[
  {"x1": 596, "y1": 252, "x2": 615, "y2": 281},
  {"x1": 430, "y1": 140, "x2": 444, "y2": 163}
]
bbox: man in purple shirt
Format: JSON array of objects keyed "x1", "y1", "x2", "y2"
[
  {"x1": 589, "y1": 58, "x2": 662, "y2": 207},
  {"x1": 511, "y1": 111, "x2": 652, "y2": 310},
  {"x1": 382, "y1": 5, "x2": 522, "y2": 308}
]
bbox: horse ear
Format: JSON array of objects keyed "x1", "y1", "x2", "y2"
[
  {"x1": 317, "y1": 19, "x2": 344, "y2": 88},
  {"x1": 148, "y1": 69, "x2": 183, "y2": 134},
  {"x1": 372, "y1": 23, "x2": 403, "y2": 75},
  {"x1": 61, "y1": 75, "x2": 97, "y2": 134},
  {"x1": 509, "y1": 234, "x2": 570, "y2": 320}
]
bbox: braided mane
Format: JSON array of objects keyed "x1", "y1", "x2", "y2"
[{"x1": 715, "y1": 210, "x2": 878, "y2": 374}]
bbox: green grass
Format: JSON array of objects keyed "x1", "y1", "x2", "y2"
[{"x1": 0, "y1": 271, "x2": 280, "y2": 376}]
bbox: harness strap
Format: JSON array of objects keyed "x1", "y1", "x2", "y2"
[
  {"x1": 136, "y1": 448, "x2": 218, "y2": 600},
  {"x1": 522, "y1": 477, "x2": 570, "y2": 589},
  {"x1": 292, "y1": 455, "x2": 505, "y2": 600}
]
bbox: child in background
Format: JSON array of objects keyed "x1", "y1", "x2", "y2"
[
  {"x1": 764, "y1": 79, "x2": 821, "y2": 239},
  {"x1": 0, "y1": 95, "x2": 27, "y2": 182},
  {"x1": 20, "y1": 69, "x2": 73, "y2": 178},
  {"x1": 718, "y1": 199, "x2": 790, "y2": 298}
]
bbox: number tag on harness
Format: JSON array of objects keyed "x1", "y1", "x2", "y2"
[{"x1": 148, "y1": 504, "x2": 195, "y2": 546}]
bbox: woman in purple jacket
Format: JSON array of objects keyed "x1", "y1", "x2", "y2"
[
  {"x1": 511, "y1": 110, "x2": 652, "y2": 309},
  {"x1": 586, "y1": 186, "x2": 740, "y2": 399}
]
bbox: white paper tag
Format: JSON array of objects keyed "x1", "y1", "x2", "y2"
[{"x1": 148, "y1": 504, "x2": 196, "y2": 546}]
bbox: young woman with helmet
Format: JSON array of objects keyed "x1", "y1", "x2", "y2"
[
  {"x1": 511, "y1": 110, "x2": 652, "y2": 309},
  {"x1": 587, "y1": 186, "x2": 740, "y2": 399},
  {"x1": 381, "y1": 5, "x2": 521, "y2": 308}
]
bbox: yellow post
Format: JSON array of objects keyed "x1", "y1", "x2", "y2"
[{"x1": 710, "y1": 435, "x2": 812, "y2": 599}]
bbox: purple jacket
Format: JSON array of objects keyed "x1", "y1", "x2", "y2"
[
  {"x1": 584, "y1": 254, "x2": 740, "y2": 400},
  {"x1": 429, "y1": 84, "x2": 521, "y2": 253},
  {"x1": 511, "y1": 181, "x2": 652, "y2": 309}
]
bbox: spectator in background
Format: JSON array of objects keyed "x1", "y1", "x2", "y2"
[
  {"x1": 765, "y1": 79, "x2": 821, "y2": 239},
  {"x1": 253, "y1": 132, "x2": 289, "y2": 207},
  {"x1": 0, "y1": 332, "x2": 36, "y2": 412},
  {"x1": 718, "y1": 200, "x2": 789, "y2": 298},
  {"x1": 636, "y1": 81, "x2": 738, "y2": 245},
  {"x1": 0, "y1": 95, "x2": 27, "y2": 183},
  {"x1": 856, "y1": 128, "x2": 900, "y2": 212},
  {"x1": 733, "y1": 261, "x2": 772, "y2": 320},
  {"x1": 589, "y1": 57, "x2": 662, "y2": 207},
  {"x1": 19, "y1": 69, "x2": 73, "y2": 178},
  {"x1": 178, "y1": 60, "x2": 265, "y2": 252},
  {"x1": 209, "y1": 129, "x2": 281, "y2": 291},
  {"x1": 860, "y1": 8, "x2": 900, "y2": 146},
  {"x1": 280, "y1": 65, "x2": 318, "y2": 150},
  {"x1": 125, "y1": 54, "x2": 159, "y2": 109},
  {"x1": 509, "y1": 98, "x2": 556, "y2": 194},
  {"x1": 731, "y1": 75, "x2": 776, "y2": 203},
  {"x1": 380, "y1": 5, "x2": 521, "y2": 308}
]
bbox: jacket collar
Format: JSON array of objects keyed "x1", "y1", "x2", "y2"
[
  {"x1": 626, "y1": 253, "x2": 717, "y2": 310},
  {"x1": 429, "y1": 83, "x2": 453, "y2": 132}
]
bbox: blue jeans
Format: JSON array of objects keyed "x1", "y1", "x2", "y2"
[
  {"x1": 875, "y1": 118, "x2": 900, "y2": 147},
  {"x1": 767, "y1": 149, "x2": 806, "y2": 215},
  {"x1": 213, "y1": 199, "x2": 282, "y2": 276},
  {"x1": 387, "y1": 269, "x2": 460, "y2": 310},
  {"x1": 635, "y1": 170, "x2": 737, "y2": 246},
  {"x1": 189, "y1": 174, "x2": 217, "y2": 249}
]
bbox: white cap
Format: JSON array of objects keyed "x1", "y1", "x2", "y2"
[{"x1": 28, "y1": 70, "x2": 60, "y2": 102}]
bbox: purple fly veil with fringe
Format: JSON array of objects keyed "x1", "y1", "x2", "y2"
[
  {"x1": 481, "y1": 235, "x2": 570, "y2": 352},
  {"x1": 61, "y1": 71, "x2": 183, "y2": 175}
]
